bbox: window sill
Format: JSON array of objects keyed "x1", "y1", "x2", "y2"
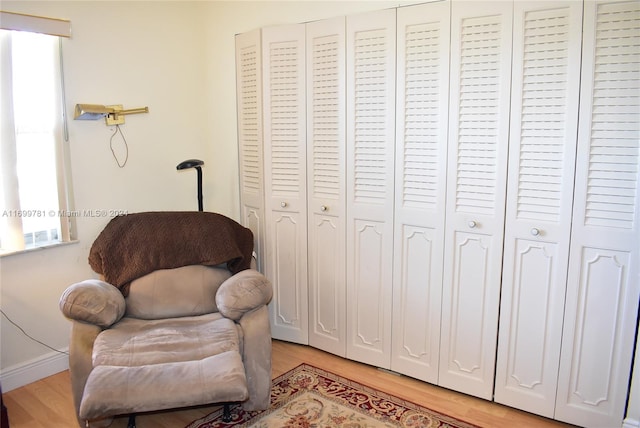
[{"x1": 0, "y1": 239, "x2": 79, "y2": 258}]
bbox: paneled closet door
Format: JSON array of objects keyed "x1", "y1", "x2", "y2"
[
  {"x1": 555, "y1": 1, "x2": 640, "y2": 426},
  {"x1": 494, "y1": 1, "x2": 583, "y2": 417},
  {"x1": 439, "y1": 0, "x2": 513, "y2": 400},
  {"x1": 236, "y1": 29, "x2": 265, "y2": 273},
  {"x1": 345, "y1": 8, "x2": 396, "y2": 369},
  {"x1": 391, "y1": 1, "x2": 450, "y2": 384},
  {"x1": 262, "y1": 24, "x2": 309, "y2": 344},
  {"x1": 306, "y1": 16, "x2": 347, "y2": 357}
]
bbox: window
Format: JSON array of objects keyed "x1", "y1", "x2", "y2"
[{"x1": 0, "y1": 12, "x2": 73, "y2": 254}]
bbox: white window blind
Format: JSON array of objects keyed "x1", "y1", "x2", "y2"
[
  {"x1": 0, "y1": 11, "x2": 71, "y2": 38},
  {"x1": 0, "y1": 12, "x2": 73, "y2": 253}
]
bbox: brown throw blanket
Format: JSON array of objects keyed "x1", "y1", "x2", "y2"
[{"x1": 88, "y1": 211, "x2": 254, "y2": 295}]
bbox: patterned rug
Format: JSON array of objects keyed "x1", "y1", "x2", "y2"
[{"x1": 186, "y1": 364, "x2": 479, "y2": 428}]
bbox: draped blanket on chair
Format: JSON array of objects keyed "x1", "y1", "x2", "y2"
[{"x1": 88, "y1": 211, "x2": 254, "y2": 295}]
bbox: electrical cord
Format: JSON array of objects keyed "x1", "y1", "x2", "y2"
[
  {"x1": 0, "y1": 309, "x2": 68, "y2": 355},
  {"x1": 109, "y1": 124, "x2": 129, "y2": 168}
]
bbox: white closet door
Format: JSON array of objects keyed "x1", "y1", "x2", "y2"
[
  {"x1": 391, "y1": 1, "x2": 450, "y2": 384},
  {"x1": 262, "y1": 24, "x2": 309, "y2": 344},
  {"x1": 439, "y1": 0, "x2": 513, "y2": 400},
  {"x1": 555, "y1": 1, "x2": 640, "y2": 426},
  {"x1": 494, "y1": 1, "x2": 583, "y2": 417},
  {"x1": 345, "y1": 8, "x2": 396, "y2": 369},
  {"x1": 307, "y1": 16, "x2": 347, "y2": 357},
  {"x1": 236, "y1": 29, "x2": 265, "y2": 273}
]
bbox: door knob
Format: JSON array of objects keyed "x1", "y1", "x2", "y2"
[
  {"x1": 531, "y1": 228, "x2": 540, "y2": 236},
  {"x1": 468, "y1": 220, "x2": 477, "y2": 229},
  {"x1": 320, "y1": 205, "x2": 328, "y2": 212},
  {"x1": 281, "y1": 202, "x2": 288, "y2": 208}
]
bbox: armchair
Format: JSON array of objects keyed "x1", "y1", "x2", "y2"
[{"x1": 59, "y1": 212, "x2": 273, "y2": 427}]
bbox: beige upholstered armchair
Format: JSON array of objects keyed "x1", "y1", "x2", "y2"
[{"x1": 59, "y1": 212, "x2": 273, "y2": 428}]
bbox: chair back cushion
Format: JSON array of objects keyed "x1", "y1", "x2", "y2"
[{"x1": 125, "y1": 265, "x2": 231, "y2": 319}]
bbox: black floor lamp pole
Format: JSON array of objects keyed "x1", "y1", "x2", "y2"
[
  {"x1": 195, "y1": 166, "x2": 203, "y2": 212},
  {"x1": 176, "y1": 159, "x2": 205, "y2": 212}
]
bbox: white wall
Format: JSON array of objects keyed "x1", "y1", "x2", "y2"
[{"x1": 0, "y1": 0, "x2": 416, "y2": 390}]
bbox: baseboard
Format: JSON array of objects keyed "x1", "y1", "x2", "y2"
[
  {"x1": 0, "y1": 348, "x2": 69, "y2": 392},
  {"x1": 623, "y1": 418, "x2": 640, "y2": 428}
]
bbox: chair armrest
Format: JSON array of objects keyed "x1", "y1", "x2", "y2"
[
  {"x1": 59, "y1": 279, "x2": 126, "y2": 328},
  {"x1": 216, "y1": 270, "x2": 272, "y2": 321}
]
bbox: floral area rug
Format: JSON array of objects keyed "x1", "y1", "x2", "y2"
[{"x1": 186, "y1": 363, "x2": 479, "y2": 428}]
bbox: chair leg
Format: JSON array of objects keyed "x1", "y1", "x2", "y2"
[
  {"x1": 222, "y1": 404, "x2": 232, "y2": 423},
  {"x1": 127, "y1": 414, "x2": 136, "y2": 428}
]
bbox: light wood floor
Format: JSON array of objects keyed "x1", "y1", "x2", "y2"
[{"x1": 3, "y1": 340, "x2": 574, "y2": 428}]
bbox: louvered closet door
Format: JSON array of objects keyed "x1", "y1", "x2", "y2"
[
  {"x1": 555, "y1": 2, "x2": 640, "y2": 426},
  {"x1": 262, "y1": 24, "x2": 309, "y2": 344},
  {"x1": 494, "y1": 1, "x2": 583, "y2": 417},
  {"x1": 438, "y1": 0, "x2": 513, "y2": 400},
  {"x1": 236, "y1": 29, "x2": 265, "y2": 273},
  {"x1": 391, "y1": 1, "x2": 450, "y2": 384},
  {"x1": 306, "y1": 16, "x2": 347, "y2": 357},
  {"x1": 345, "y1": 8, "x2": 396, "y2": 369}
]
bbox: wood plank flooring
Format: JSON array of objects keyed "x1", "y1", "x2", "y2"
[{"x1": 3, "y1": 340, "x2": 573, "y2": 427}]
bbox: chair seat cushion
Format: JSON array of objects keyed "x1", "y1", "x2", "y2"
[
  {"x1": 79, "y1": 313, "x2": 248, "y2": 420},
  {"x1": 92, "y1": 313, "x2": 241, "y2": 366}
]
